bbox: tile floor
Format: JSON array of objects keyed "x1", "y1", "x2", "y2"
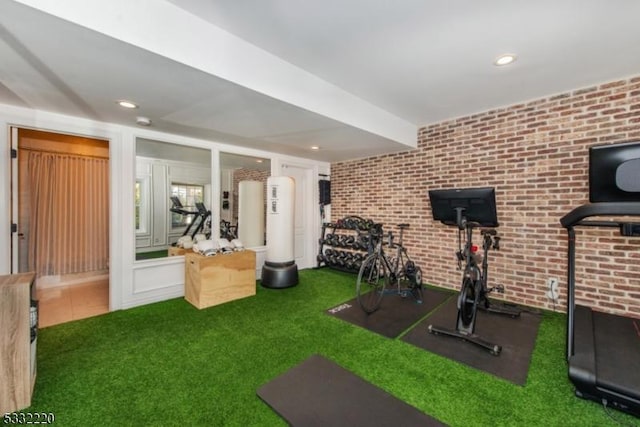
[{"x1": 36, "y1": 279, "x2": 109, "y2": 328}]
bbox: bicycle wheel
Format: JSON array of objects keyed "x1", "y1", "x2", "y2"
[
  {"x1": 356, "y1": 253, "x2": 387, "y2": 313},
  {"x1": 409, "y1": 266, "x2": 423, "y2": 303},
  {"x1": 458, "y1": 277, "x2": 478, "y2": 328}
]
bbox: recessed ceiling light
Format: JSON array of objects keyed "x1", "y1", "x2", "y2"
[
  {"x1": 494, "y1": 54, "x2": 516, "y2": 66},
  {"x1": 311, "y1": 146, "x2": 320, "y2": 150},
  {"x1": 256, "y1": 159, "x2": 263, "y2": 163},
  {"x1": 117, "y1": 100, "x2": 138, "y2": 109}
]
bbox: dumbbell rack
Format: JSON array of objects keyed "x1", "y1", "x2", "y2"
[{"x1": 317, "y1": 216, "x2": 381, "y2": 274}]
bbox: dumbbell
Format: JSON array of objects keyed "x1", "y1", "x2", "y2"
[
  {"x1": 345, "y1": 253, "x2": 358, "y2": 270},
  {"x1": 344, "y1": 235, "x2": 355, "y2": 247},
  {"x1": 332, "y1": 251, "x2": 345, "y2": 267},
  {"x1": 322, "y1": 249, "x2": 332, "y2": 265},
  {"x1": 352, "y1": 254, "x2": 364, "y2": 271},
  {"x1": 340, "y1": 251, "x2": 354, "y2": 268},
  {"x1": 328, "y1": 250, "x2": 340, "y2": 266}
]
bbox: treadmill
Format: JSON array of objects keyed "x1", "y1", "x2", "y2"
[
  {"x1": 169, "y1": 197, "x2": 211, "y2": 239},
  {"x1": 560, "y1": 202, "x2": 640, "y2": 416}
]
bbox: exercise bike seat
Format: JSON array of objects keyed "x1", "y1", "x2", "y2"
[{"x1": 397, "y1": 223, "x2": 410, "y2": 229}]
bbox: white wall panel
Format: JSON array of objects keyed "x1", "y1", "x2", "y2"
[
  {"x1": 0, "y1": 103, "x2": 328, "y2": 311},
  {"x1": 133, "y1": 261, "x2": 183, "y2": 295}
]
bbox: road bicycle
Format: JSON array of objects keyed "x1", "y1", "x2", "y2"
[{"x1": 355, "y1": 224, "x2": 423, "y2": 313}]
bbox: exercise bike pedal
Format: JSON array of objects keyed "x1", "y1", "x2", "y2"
[{"x1": 493, "y1": 284, "x2": 505, "y2": 293}]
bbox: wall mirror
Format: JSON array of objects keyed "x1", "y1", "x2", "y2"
[
  {"x1": 135, "y1": 138, "x2": 211, "y2": 260},
  {"x1": 219, "y1": 152, "x2": 270, "y2": 247}
]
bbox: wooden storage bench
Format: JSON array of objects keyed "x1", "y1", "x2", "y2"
[{"x1": 184, "y1": 250, "x2": 256, "y2": 309}]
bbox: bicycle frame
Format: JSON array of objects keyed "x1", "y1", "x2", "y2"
[
  {"x1": 371, "y1": 229, "x2": 412, "y2": 287},
  {"x1": 356, "y1": 224, "x2": 423, "y2": 313}
]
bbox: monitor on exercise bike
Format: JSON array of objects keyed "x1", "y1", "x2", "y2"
[{"x1": 428, "y1": 187, "x2": 498, "y2": 228}]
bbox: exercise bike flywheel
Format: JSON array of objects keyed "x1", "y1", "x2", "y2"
[{"x1": 458, "y1": 277, "x2": 479, "y2": 328}]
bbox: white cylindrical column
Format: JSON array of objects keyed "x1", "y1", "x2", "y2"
[
  {"x1": 266, "y1": 176, "x2": 295, "y2": 262},
  {"x1": 262, "y1": 176, "x2": 298, "y2": 288},
  {"x1": 238, "y1": 180, "x2": 264, "y2": 247}
]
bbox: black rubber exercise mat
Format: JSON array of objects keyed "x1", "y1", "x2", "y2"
[
  {"x1": 257, "y1": 354, "x2": 447, "y2": 427},
  {"x1": 401, "y1": 296, "x2": 542, "y2": 385},
  {"x1": 326, "y1": 287, "x2": 452, "y2": 338}
]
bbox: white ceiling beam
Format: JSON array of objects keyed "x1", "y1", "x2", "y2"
[{"x1": 14, "y1": 0, "x2": 417, "y2": 148}]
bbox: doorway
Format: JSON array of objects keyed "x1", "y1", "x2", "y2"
[
  {"x1": 13, "y1": 128, "x2": 110, "y2": 327},
  {"x1": 282, "y1": 163, "x2": 314, "y2": 269}
]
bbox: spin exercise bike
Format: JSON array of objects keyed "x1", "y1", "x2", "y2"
[{"x1": 427, "y1": 187, "x2": 520, "y2": 355}]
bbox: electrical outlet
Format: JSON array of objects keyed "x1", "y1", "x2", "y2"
[{"x1": 546, "y1": 278, "x2": 559, "y2": 301}]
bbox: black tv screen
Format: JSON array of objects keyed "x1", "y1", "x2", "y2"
[
  {"x1": 428, "y1": 187, "x2": 498, "y2": 227},
  {"x1": 589, "y1": 141, "x2": 640, "y2": 203}
]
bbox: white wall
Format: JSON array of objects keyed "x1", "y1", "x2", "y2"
[{"x1": 0, "y1": 103, "x2": 329, "y2": 311}]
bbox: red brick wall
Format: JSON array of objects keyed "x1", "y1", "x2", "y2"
[{"x1": 331, "y1": 76, "x2": 640, "y2": 316}]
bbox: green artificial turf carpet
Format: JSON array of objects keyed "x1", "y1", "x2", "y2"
[
  {"x1": 135, "y1": 249, "x2": 169, "y2": 260},
  {"x1": 26, "y1": 268, "x2": 638, "y2": 426}
]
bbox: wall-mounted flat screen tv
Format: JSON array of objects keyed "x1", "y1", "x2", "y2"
[
  {"x1": 589, "y1": 141, "x2": 640, "y2": 203},
  {"x1": 428, "y1": 187, "x2": 498, "y2": 227}
]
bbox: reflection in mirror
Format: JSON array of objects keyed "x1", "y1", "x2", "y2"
[
  {"x1": 135, "y1": 138, "x2": 211, "y2": 260},
  {"x1": 219, "y1": 153, "x2": 270, "y2": 247}
]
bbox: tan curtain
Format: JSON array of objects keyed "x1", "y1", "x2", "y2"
[{"x1": 27, "y1": 151, "x2": 109, "y2": 277}]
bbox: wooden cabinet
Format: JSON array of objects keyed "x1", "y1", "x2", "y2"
[
  {"x1": 184, "y1": 250, "x2": 256, "y2": 309},
  {"x1": 0, "y1": 272, "x2": 37, "y2": 414}
]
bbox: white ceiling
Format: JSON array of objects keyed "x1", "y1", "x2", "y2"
[{"x1": 2, "y1": 0, "x2": 640, "y2": 162}]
